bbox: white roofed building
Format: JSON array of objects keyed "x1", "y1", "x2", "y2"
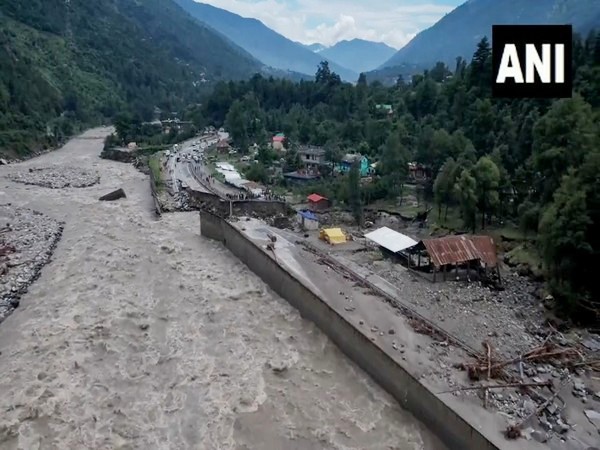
[{"x1": 364, "y1": 227, "x2": 418, "y2": 254}]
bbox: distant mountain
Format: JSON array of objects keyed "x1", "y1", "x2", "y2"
[
  {"x1": 364, "y1": 64, "x2": 428, "y2": 87},
  {"x1": 381, "y1": 0, "x2": 600, "y2": 69},
  {"x1": 319, "y1": 39, "x2": 397, "y2": 73},
  {"x1": 304, "y1": 43, "x2": 327, "y2": 53},
  {"x1": 0, "y1": 0, "x2": 264, "y2": 157},
  {"x1": 174, "y1": 0, "x2": 358, "y2": 82}
]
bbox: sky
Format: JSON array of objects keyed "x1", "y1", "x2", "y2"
[{"x1": 197, "y1": 0, "x2": 464, "y2": 49}]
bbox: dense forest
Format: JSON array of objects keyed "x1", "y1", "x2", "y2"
[
  {"x1": 0, "y1": 0, "x2": 263, "y2": 158},
  {"x1": 192, "y1": 33, "x2": 600, "y2": 323}
]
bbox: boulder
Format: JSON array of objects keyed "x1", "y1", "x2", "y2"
[{"x1": 99, "y1": 188, "x2": 126, "y2": 201}]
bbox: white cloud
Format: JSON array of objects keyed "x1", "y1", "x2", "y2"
[{"x1": 197, "y1": 0, "x2": 457, "y2": 48}]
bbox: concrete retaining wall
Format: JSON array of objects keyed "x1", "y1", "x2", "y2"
[{"x1": 200, "y1": 210, "x2": 500, "y2": 450}]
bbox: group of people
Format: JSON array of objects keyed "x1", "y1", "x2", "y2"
[{"x1": 223, "y1": 191, "x2": 285, "y2": 202}]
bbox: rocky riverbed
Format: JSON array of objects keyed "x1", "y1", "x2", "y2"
[
  {"x1": 7, "y1": 166, "x2": 100, "y2": 188},
  {"x1": 0, "y1": 205, "x2": 64, "y2": 323}
]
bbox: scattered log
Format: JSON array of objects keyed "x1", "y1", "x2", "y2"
[
  {"x1": 99, "y1": 188, "x2": 126, "y2": 201},
  {"x1": 505, "y1": 377, "x2": 571, "y2": 439},
  {"x1": 438, "y1": 380, "x2": 552, "y2": 395}
]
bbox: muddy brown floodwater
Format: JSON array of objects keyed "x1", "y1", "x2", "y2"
[{"x1": 0, "y1": 129, "x2": 446, "y2": 450}]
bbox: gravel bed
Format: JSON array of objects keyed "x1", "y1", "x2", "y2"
[
  {"x1": 355, "y1": 254, "x2": 546, "y2": 358},
  {"x1": 0, "y1": 204, "x2": 64, "y2": 323},
  {"x1": 7, "y1": 166, "x2": 100, "y2": 188}
]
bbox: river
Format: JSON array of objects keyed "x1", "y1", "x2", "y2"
[{"x1": 0, "y1": 128, "x2": 445, "y2": 450}]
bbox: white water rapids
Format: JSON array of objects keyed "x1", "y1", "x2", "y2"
[{"x1": 0, "y1": 129, "x2": 445, "y2": 450}]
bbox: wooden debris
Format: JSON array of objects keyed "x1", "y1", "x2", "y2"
[
  {"x1": 505, "y1": 377, "x2": 571, "y2": 439},
  {"x1": 438, "y1": 380, "x2": 552, "y2": 395},
  {"x1": 460, "y1": 342, "x2": 584, "y2": 380}
]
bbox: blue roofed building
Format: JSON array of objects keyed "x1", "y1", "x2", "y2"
[{"x1": 297, "y1": 209, "x2": 319, "y2": 231}]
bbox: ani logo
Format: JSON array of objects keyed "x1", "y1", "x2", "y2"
[{"x1": 492, "y1": 25, "x2": 573, "y2": 98}]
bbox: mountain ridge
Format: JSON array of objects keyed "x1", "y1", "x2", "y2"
[
  {"x1": 381, "y1": 0, "x2": 600, "y2": 69},
  {"x1": 319, "y1": 38, "x2": 397, "y2": 73},
  {"x1": 173, "y1": 0, "x2": 358, "y2": 82}
]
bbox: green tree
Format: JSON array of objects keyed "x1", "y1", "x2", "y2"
[
  {"x1": 532, "y1": 95, "x2": 596, "y2": 205},
  {"x1": 473, "y1": 156, "x2": 501, "y2": 229},
  {"x1": 225, "y1": 99, "x2": 248, "y2": 150},
  {"x1": 433, "y1": 157, "x2": 458, "y2": 222},
  {"x1": 284, "y1": 147, "x2": 302, "y2": 172},
  {"x1": 378, "y1": 132, "x2": 409, "y2": 202},
  {"x1": 113, "y1": 112, "x2": 140, "y2": 144},
  {"x1": 468, "y1": 36, "x2": 492, "y2": 93},
  {"x1": 257, "y1": 145, "x2": 277, "y2": 167},
  {"x1": 324, "y1": 144, "x2": 343, "y2": 177},
  {"x1": 455, "y1": 169, "x2": 477, "y2": 233},
  {"x1": 517, "y1": 200, "x2": 540, "y2": 237},
  {"x1": 348, "y1": 160, "x2": 363, "y2": 226},
  {"x1": 539, "y1": 171, "x2": 592, "y2": 316},
  {"x1": 244, "y1": 162, "x2": 268, "y2": 184}
]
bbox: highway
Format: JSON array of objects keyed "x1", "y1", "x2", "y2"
[{"x1": 166, "y1": 132, "x2": 245, "y2": 198}]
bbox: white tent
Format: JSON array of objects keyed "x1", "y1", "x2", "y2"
[{"x1": 364, "y1": 227, "x2": 418, "y2": 253}]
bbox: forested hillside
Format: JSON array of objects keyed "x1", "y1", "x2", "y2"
[
  {"x1": 0, "y1": 0, "x2": 263, "y2": 158},
  {"x1": 196, "y1": 33, "x2": 600, "y2": 323}
]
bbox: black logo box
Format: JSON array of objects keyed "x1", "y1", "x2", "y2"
[{"x1": 492, "y1": 25, "x2": 573, "y2": 99}]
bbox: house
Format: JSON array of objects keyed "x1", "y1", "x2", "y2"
[
  {"x1": 375, "y1": 104, "x2": 394, "y2": 116},
  {"x1": 216, "y1": 140, "x2": 231, "y2": 153},
  {"x1": 161, "y1": 119, "x2": 192, "y2": 134},
  {"x1": 272, "y1": 133, "x2": 286, "y2": 151},
  {"x1": 406, "y1": 235, "x2": 499, "y2": 283},
  {"x1": 298, "y1": 145, "x2": 326, "y2": 163},
  {"x1": 307, "y1": 193, "x2": 329, "y2": 211},
  {"x1": 283, "y1": 170, "x2": 321, "y2": 183},
  {"x1": 408, "y1": 162, "x2": 431, "y2": 181},
  {"x1": 297, "y1": 210, "x2": 319, "y2": 231},
  {"x1": 364, "y1": 227, "x2": 418, "y2": 260},
  {"x1": 298, "y1": 145, "x2": 327, "y2": 171},
  {"x1": 337, "y1": 153, "x2": 370, "y2": 177}
]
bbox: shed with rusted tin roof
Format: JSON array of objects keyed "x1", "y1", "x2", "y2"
[{"x1": 407, "y1": 235, "x2": 499, "y2": 283}]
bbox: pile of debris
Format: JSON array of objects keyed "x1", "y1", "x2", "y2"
[
  {"x1": 449, "y1": 335, "x2": 600, "y2": 443},
  {"x1": 7, "y1": 166, "x2": 100, "y2": 188},
  {"x1": 175, "y1": 190, "x2": 191, "y2": 211},
  {"x1": 0, "y1": 205, "x2": 64, "y2": 323}
]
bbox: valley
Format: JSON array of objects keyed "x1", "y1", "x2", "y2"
[{"x1": 0, "y1": 0, "x2": 599, "y2": 449}]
